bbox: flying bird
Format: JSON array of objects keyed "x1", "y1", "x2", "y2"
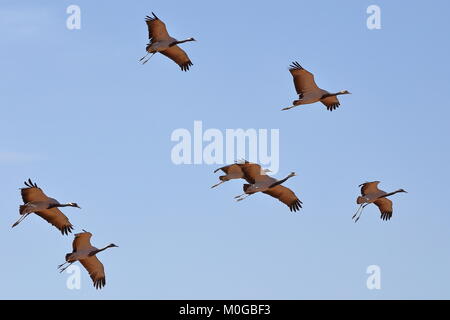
[
  {"x1": 353, "y1": 181, "x2": 407, "y2": 222},
  {"x1": 139, "y1": 12, "x2": 196, "y2": 71},
  {"x1": 58, "y1": 230, "x2": 118, "y2": 289},
  {"x1": 12, "y1": 179, "x2": 80, "y2": 235},
  {"x1": 212, "y1": 160, "x2": 271, "y2": 188},
  {"x1": 282, "y1": 61, "x2": 351, "y2": 111},
  {"x1": 234, "y1": 163, "x2": 302, "y2": 212}
]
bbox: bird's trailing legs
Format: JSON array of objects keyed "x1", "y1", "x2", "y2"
[
  {"x1": 58, "y1": 262, "x2": 74, "y2": 273},
  {"x1": 352, "y1": 204, "x2": 363, "y2": 220},
  {"x1": 352, "y1": 204, "x2": 368, "y2": 222},
  {"x1": 281, "y1": 105, "x2": 295, "y2": 111},
  {"x1": 211, "y1": 181, "x2": 224, "y2": 189},
  {"x1": 234, "y1": 193, "x2": 251, "y2": 202},
  {"x1": 11, "y1": 213, "x2": 30, "y2": 228},
  {"x1": 140, "y1": 52, "x2": 155, "y2": 65},
  {"x1": 139, "y1": 52, "x2": 149, "y2": 61}
]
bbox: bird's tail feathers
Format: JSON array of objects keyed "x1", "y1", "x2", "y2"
[
  {"x1": 19, "y1": 205, "x2": 30, "y2": 215},
  {"x1": 356, "y1": 196, "x2": 367, "y2": 204}
]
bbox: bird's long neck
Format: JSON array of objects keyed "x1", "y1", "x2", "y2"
[
  {"x1": 90, "y1": 245, "x2": 112, "y2": 256},
  {"x1": 321, "y1": 92, "x2": 339, "y2": 99},
  {"x1": 49, "y1": 203, "x2": 72, "y2": 209},
  {"x1": 173, "y1": 38, "x2": 194, "y2": 45},
  {"x1": 269, "y1": 174, "x2": 294, "y2": 188},
  {"x1": 380, "y1": 190, "x2": 403, "y2": 198}
]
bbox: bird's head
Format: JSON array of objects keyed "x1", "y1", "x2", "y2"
[
  {"x1": 108, "y1": 243, "x2": 119, "y2": 248},
  {"x1": 340, "y1": 90, "x2": 351, "y2": 94},
  {"x1": 398, "y1": 189, "x2": 408, "y2": 193},
  {"x1": 69, "y1": 203, "x2": 81, "y2": 209},
  {"x1": 188, "y1": 37, "x2": 196, "y2": 41},
  {"x1": 289, "y1": 172, "x2": 297, "y2": 177}
]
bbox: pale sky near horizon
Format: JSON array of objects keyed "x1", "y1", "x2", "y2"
[{"x1": 1, "y1": 0, "x2": 450, "y2": 299}]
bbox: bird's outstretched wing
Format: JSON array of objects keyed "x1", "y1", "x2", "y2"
[
  {"x1": 240, "y1": 163, "x2": 273, "y2": 184},
  {"x1": 21, "y1": 179, "x2": 48, "y2": 203},
  {"x1": 72, "y1": 232, "x2": 93, "y2": 251},
  {"x1": 79, "y1": 256, "x2": 106, "y2": 289},
  {"x1": 374, "y1": 198, "x2": 393, "y2": 220},
  {"x1": 160, "y1": 46, "x2": 193, "y2": 71},
  {"x1": 359, "y1": 181, "x2": 381, "y2": 196},
  {"x1": 145, "y1": 12, "x2": 170, "y2": 43},
  {"x1": 34, "y1": 208, "x2": 74, "y2": 235},
  {"x1": 320, "y1": 96, "x2": 340, "y2": 111},
  {"x1": 214, "y1": 163, "x2": 245, "y2": 174},
  {"x1": 263, "y1": 185, "x2": 303, "y2": 212},
  {"x1": 214, "y1": 164, "x2": 233, "y2": 174},
  {"x1": 289, "y1": 61, "x2": 320, "y2": 96}
]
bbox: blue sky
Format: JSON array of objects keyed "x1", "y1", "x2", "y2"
[{"x1": 1, "y1": 0, "x2": 450, "y2": 299}]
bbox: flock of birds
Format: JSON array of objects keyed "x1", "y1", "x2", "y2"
[
  {"x1": 12, "y1": 179, "x2": 117, "y2": 289},
  {"x1": 138, "y1": 11, "x2": 406, "y2": 217},
  {"x1": 210, "y1": 161, "x2": 407, "y2": 220},
  {"x1": 10, "y1": 12, "x2": 407, "y2": 290}
]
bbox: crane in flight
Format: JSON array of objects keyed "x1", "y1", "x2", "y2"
[
  {"x1": 58, "y1": 230, "x2": 118, "y2": 289},
  {"x1": 234, "y1": 162, "x2": 302, "y2": 212},
  {"x1": 12, "y1": 179, "x2": 80, "y2": 235},
  {"x1": 353, "y1": 181, "x2": 407, "y2": 222},
  {"x1": 140, "y1": 12, "x2": 196, "y2": 71},
  {"x1": 282, "y1": 61, "x2": 351, "y2": 111}
]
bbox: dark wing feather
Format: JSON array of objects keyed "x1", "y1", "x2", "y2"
[
  {"x1": 79, "y1": 256, "x2": 106, "y2": 289},
  {"x1": 35, "y1": 208, "x2": 74, "y2": 235},
  {"x1": 145, "y1": 12, "x2": 170, "y2": 42},
  {"x1": 263, "y1": 185, "x2": 303, "y2": 212},
  {"x1": 374, "y1": 198, "x2": 393, "y2": 221},
  {"x1": 21, "y1": 180, "x2": 48, "y2": 203},
  {"x1": 289, "y1": 61, "x2": 320, "y2": 95},
  {"x1": 160, "y1": 45, "x2": 193, "y2": 71},
  {"x1": 359, "y1": 181, "x2": 381, "y2": 196},
  {"x1": 320, "y1": 96, "x2": 340, "y2": 111}
]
